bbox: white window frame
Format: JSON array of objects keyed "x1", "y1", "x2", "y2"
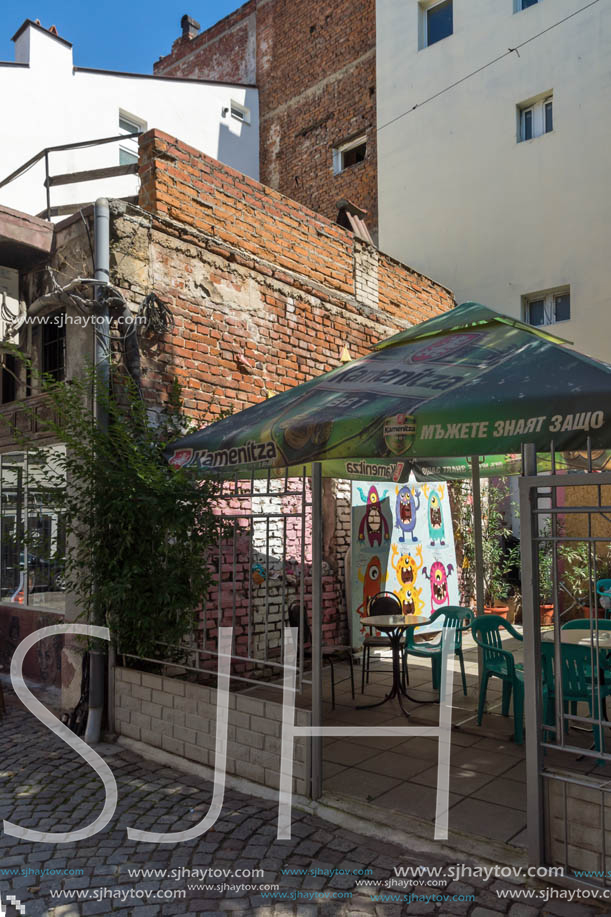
[
  {"x1": 228, "y1": 99, "x2": 251, "y2": 125},
  {"x1": 119, "y1": 110, "x2": 147, "y2": 165},
  {"x1": 523, "y1": 288, "x2": 571, "y2": 327},
  {"x1": 333, "y1": 135, "x2": 367, "y2": 175},
  {"x1": 517, "y1": 93, "x2": 553, "y2": 142},
  {"x1": 419, "y1": 0, "x2": 454, "y2": 50}
]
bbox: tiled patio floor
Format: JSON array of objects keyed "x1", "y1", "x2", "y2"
[
  {"x1": 319, "y1": 632, "x2": 529, "y2": 848},
  {"x1": 247, "y1": 627, "x2": 611, "y2": 853}
]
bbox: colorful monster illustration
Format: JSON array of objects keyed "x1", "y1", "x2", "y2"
[
  {"x1": 423, "y1": 561, "x2": 455, "y2": 612},
  {"x1": 423, "y1": 484, "x2": 446, "y2": 546},
  {"x1": 356, "y1": 556, "x2": 385, "y2": 624},
  {"x1": 395, "y1": 485, "x2": 421, "y2": 543},
  {"x1": 391, "y1": 543, "x2": 423, "y2": 589},
  {"x1": 357, "y1": 485, "x2": 390, "y2": 547},
  {"x1": 391, "y1": 544, "x2": 425, "y2": 615},
  {"x1": 396, "y1": 582, "x2": 425, "y2": 617}
]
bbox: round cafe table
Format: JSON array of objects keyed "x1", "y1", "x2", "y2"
[{"x1": 358, "y1": 614, "x2": 438, "y2": 717}]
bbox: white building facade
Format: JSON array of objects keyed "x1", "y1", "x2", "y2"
[
  {"x1": 0, "y1": 20, "x2": 259, "y2": 219},
  {"x1": 377, "y1": 0, "x2": 611, "y2": 361}
]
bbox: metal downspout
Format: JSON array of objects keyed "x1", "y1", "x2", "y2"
[{"x1": 84, "y1": 199, "x2": 110, "y2": 745}]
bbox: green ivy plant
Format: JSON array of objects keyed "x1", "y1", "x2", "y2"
[{"x1": 9, "y1": 364, "x2": 223, "y2": 661}]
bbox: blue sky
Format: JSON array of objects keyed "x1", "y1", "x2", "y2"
[{"x1": 0, "y1": 2, "x2": 243, "y2": 71}]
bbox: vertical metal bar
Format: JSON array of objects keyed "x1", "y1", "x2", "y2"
[
  {"x1": 44, "y1": 151, "x2": 51, "y2": 220},
  {"x1": 23, "y1": 457, "x2": 29, "y2": 606},
  {"x1": 563, "y1": 781, "x2": 569, "y2": 871},
  {"x1": 311, "y1": 462, "x2": 323, "y2": 800},
  {"x1": 520, "y1": 443, "x2": 545, "y2": 865},
  {"x1": 470, "y1": 457, "x2": 485, "y2": 618},
  {"x1": 281, "y1": 514, "x2": 287, "y2": 667},
  {"x1": 231, "y1": 519, "x2": 237, "y2": 634},
  {"x1": 0, "y1": 454, "x2": 3, "y2": 601},
  {"x1": 248, "y1": 470, "x2": 254, "y2": 661},
  {"x1": 264, "y1": 514, "x2": 270, "y2": 660},
  {"x1": 602, "y1": 787, "x2": 607, "y2": 882},
  {"x1": 299, "y1": 468, "x2": 306, "y2": 693}
]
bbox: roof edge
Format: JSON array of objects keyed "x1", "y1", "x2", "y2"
[
  {"x1": 11, "y1": 19, "x2": 72, "y2": 49},
  {"x1": 73, "y1": 65, "x2": 257, "y2": 90}
]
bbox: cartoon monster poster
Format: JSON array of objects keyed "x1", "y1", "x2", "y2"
[{"x1": 350, "y1": 478, "x2": 459, "y2": 649}]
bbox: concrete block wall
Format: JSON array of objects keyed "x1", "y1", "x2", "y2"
[
  {"x1": 546, "y1": 775, "x2": 607, "y2": 873},
  {"x1": 114, "y1": 667, "x2": 311, "y2": 796}
]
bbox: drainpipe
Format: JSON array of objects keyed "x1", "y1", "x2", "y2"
[{"x1": 84, "y1": 199, "x2": 110, "y2": 746}]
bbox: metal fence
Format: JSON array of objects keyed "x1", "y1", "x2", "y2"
[
  {"x1": 521, "y1": 443, "x2": 611, "y2": 885},
  {"x1": 120, "y1": 467, "x2": 314, "y2": 695}
]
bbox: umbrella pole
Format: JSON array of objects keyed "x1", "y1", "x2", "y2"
[
  {"x1": 471, "y1": 456, "x2": 485, "y2": 618},
  {"x1": 311, "y1": 461, "x2": 323, "y2": 800},
  {"x1": 471, "y1": 456, "x2": 486, "y2": 693}
]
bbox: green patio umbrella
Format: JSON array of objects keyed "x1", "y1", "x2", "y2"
[{"x1": 166, "y1": 302, "x2": 611, "y2": 479}]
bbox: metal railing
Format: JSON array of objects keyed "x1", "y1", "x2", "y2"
[{"x1": 0, "y1": 132, "x2": 142, "y2": 220}]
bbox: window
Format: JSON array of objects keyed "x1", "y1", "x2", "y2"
[
  {"x1": 421, "y1": 0, "x2": 453, "y2": 49},
  {"x1": 518, "y1": 94, "x2": 553, "y2": 142},
  {"x1": 229, "y1": 100, "x2": 251, "y2": 125},
  {"x1": 118, "y1": 111, "x2": 146, "y2": 165},
  {"x1": 333, "y1": 136, "x2": 367, "y2": 175},
  {"x1": 0, "y1": 447, "x2": 66, "y2": 612},
  {"x1": 41, "y1": 311, "x2": 66, "y2": 381},
  {"x1": 524, "y1": 289, "x2": 570, "y2": 326},
  {"x1": 518, "y1": 0, "x2": 539, "y2": 9}
]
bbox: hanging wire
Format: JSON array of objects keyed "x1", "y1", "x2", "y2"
[{"x1": 377, "y1": 0, "x2": 603, "y2": 134}]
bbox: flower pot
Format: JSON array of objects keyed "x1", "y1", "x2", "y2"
[
  {"x1": 539, "y1": 604, "x2": 554, "y2": 625},
  {"x1": 484, "y1": 603, "x2": 510, "y2": 619}
]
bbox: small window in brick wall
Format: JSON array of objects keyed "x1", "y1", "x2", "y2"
[{"x1": 333, "y1": 136, "x2": 367, "y2": 175}]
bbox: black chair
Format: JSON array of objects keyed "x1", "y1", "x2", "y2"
[
  {"x1": 361, "y1": 591, "x2": 408, "y2": 694},
  {"x1": 287, "y1": 601, "x2": 355, "y2": 709}
]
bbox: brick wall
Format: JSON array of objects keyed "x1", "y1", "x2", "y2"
[
  {"x1": 109, "y1": 127, "x2": 452, "y2": 663},
  {"x1": 114, "y1": 666, "x2": 311, "y2": 794},
  {"x1": 134, "y1": 128, "x2": 452, "y2": 428},
  {"x1": 154, "y1": 1, "x2": 378, "y2": 234}
]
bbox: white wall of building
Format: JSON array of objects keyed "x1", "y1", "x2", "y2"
[
  {"x1": 377, "y1": 0, "x2": 611, "y2": 361},
  {"x1": 0, "y1": 21, "x2": 259, "y2": 218}
]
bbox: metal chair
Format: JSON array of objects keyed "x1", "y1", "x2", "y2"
[
  {"x1": 471, "y1": 614, "x2": 525, "y2": 744},
  {"x1": 361, "y1": 592, "x2": 407, "y2": 694},
  {"x1": 404, "y1": 606, "x2": 474, "y2": 696},
  {"x1": 287, "y1": 601, "x2": 354, "y2": 709}
]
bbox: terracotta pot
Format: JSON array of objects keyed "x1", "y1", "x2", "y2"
[
  {"x1": 539, "y1": 604, "x2": 554, "y2": 625},
  {"x1": 587, "y1": 604, "x2": 606, "y2": 620},
  {"x1": 484, "y1": 603, "x2": 510, "y2": 619}
]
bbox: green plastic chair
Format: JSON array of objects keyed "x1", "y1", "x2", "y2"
[
  {"x1": 471, "y1": 615, "x2": 525, "y2": 744},
  {"x1": 560, "y1": 618, "x2": 611, "y2": 719},
  {"x1": 541, "y1": 641, "x2": 605, "y2": 753},
  {"x1": 404, "y1": 606, "x2": 474, "y2": 696}
]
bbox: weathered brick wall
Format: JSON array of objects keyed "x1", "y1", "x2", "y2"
[
  {"x1": 115, "y1": 667, "x2": 311, "y2": 794},
  {"x1": 109, "y1": 127, "x2": 452, "y2": 658},
  {"x1": 155, "y1": 2, "x2": 256, "y2": 85},
  {"x1": 134, "y1": 129, "x2": 452, "y2": 429},
  {"x1": 154, "y1": 1, "x2": 378, "y2": 234}
]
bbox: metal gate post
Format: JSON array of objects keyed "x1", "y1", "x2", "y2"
[
  {"x1": 520, "y1": 444, "x2": 545, "y2": 865},
  {"x1": 311, "y1": 462, "x2": 323, "y2": 799}
]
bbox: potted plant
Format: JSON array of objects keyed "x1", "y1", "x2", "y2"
[
  {"x1": 537, "y1": 527, "x2": 555, "y2": 625},
  {"x1": 452, "y1": 479, "x2": 519, "y2": 617}
]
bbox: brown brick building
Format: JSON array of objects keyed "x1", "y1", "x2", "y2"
[
  {"x1": 154, "y1": 2, "x2": 379, "y2": 238},
  {"x1": 0, "y1": 126, "x2": 452, "y2": 709}
]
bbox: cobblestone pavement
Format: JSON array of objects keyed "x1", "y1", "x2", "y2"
[{"x1": 1, "y1": 697, "x2": 609, "y2": 917}]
